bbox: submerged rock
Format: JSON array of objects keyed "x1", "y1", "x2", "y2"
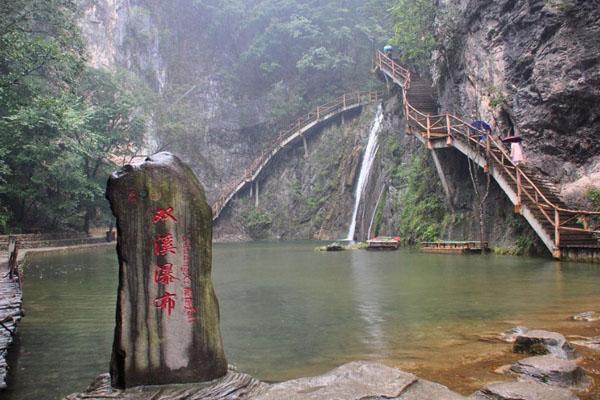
[
  {"x1": 513, "y1": 330, "x2": 578, "y2": 359},
  {"x1": 473, "y1": 381, "x2": 579, "y2": 400},
  {"x1": 572, "y1": 311, "x2": 600, "y2": 322},
  {"x1": 509, "y1": 355, "x2": 590, "y2": 389}
]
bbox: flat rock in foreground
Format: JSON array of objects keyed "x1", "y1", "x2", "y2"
[
  {"x1": 254, "y1": 361, "x2": 466, "y2": 400},
  {"x1": 65, "y1": 362, "x2": 467, "y2": 400},
  {"x1": 513, "y1": 330, "x2": 578, "y2": 359},
  {"x1": 509, "y1": 355, "x2": 590, "y2": 389},
  {"x1": 472, "y1": 381, "x2": 579, "y2": 400},
  {"x1": 64, "y1": 368, "x2": 267, "y2": 400}
]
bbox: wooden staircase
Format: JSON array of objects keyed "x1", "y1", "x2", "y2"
[
  {"x1": 211, "y1": 91, "x2": 384, "y2": 221},
  {"x1": 373, "y1": 50, "x2": 600, "y2": 261}
]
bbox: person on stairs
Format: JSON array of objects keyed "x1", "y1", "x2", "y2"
[{"x1": 470, "y1": 120, "x2": 492, "y2": 143}]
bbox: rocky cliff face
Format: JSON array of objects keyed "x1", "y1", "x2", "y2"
[
  {"x1": 214, "y1": 107, "x2": 380, "y2": 241},
  {"x1": 78, "y1": 0, "x2": 276, "y2": 204},
  {"x1": 434, "y1": 0, "x2": 600, "y2": 207}
]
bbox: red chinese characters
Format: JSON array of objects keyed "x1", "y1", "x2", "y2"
[
  {"x1": 154, "y1": 233, "x2": 176, "y2": 256},
  {"x1": 152, "y1": 207, "x2": 177, "y2": 224},
  {"x1": 181, "y1": 236, "x2": 198, "y2": 322},
  {"x1": 152, "y1": 206, "x2": 178, "y2": 318},
  {"x1": 127, "y1": 190, "x2": 139, "y2": 204},
  {"x1": 150, "y1": 207, "x2": 198, "y2": 323},
  {"x1": 154, "y1": 292, "x2": 177, "y2": 316},
  {"x1": 154, "y1": 263, "x2": 178, "y2": 285}
]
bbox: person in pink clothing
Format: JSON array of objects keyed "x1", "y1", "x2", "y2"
[{"x1": 511, "y1": 141, "x2": 524, "y2": 165}]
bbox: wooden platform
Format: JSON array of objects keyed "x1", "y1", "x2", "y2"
[
  {"x1": 367, "y1": 236, "x2": 401, "y2": 250},
  {"x1": 420, "y1": 241, "x2": 489, "y2": 254}
]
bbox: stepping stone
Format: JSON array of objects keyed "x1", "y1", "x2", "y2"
[
  {"x1": 499, "y1": 326, "x2": 529, "y2": 343},
  {"x1": 472, "y1": 381, "x2": 579, "y2": 400},
  {"x1": 571, "y1": 336, "x2": 600, "y2": 351},
  {"x1": 513, "y1": 330, "x2": 578, "y2": 359},
  {"x1": 510, "y1": 355, "x2": 590, "y2": 389},
  {"x1": 572, "y1": 311, "x2": 600, "y2": 322}
]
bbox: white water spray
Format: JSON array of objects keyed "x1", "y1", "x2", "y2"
[{"x1": 346, "y1": 105, "x2": 384, "y2": 241}]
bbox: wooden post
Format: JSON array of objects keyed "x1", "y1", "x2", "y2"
[
  {"x1": 445, "y1": 114, "x2": 453, "y2": 146},
  {"x1": 7, "y1": 236, "x2": 18, "y2": 280},
  {"x1": 554, "y1": 208, "x2": 561, "y2": 250},
  {"x1": 316, "y1": 106, "x2": 320, "y2": 120},
  {"x1": 484, "y1": 133, "x2": 491, "y2": 173},
  {"x1": 515, "y1": 167, "x2": 522, "y2": 214},
  {"x1": 426, "y1": 116, "x2": 433, "y2": 150},
  {"x1": 343, "y1": 94, "x2": 346, "y2": 108}
]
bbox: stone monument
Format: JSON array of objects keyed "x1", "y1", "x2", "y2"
[{"x1": 106, "y1": 152, "x2": 227, "y2": 388}]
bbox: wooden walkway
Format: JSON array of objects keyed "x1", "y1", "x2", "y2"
[
  {"x1": 373, "y1": 50, "x2": 600, "y2": 260},
  {"x1": 211, "y1": 91, "x2": 384, "y2": 221}
]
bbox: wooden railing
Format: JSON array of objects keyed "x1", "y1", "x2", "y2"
[
  {"x1": 212, "y1": 90, "x2": 384, "y2": 220},
  {"x1": 374, "y1": 50, "x2": 600, "y2": 255}
]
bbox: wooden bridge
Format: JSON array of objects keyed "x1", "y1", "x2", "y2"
[
  {"x1": 211, "y1": 91, "x2": 383, "y2": 221},
  {"x1": 373, "y1": 50, "x2": 600, "y2": 260}
]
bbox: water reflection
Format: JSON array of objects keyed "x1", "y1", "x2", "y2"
[{"x1": 349, "y1": 250, "x2": 389, "y2": 356}]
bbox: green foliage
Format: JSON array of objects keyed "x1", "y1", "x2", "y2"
[
  {"x1": 586, "y1": 187, "x2": 600, "y2": 228},
  {"x1": 545, "y1": 0, "x2": 576, "y2": 13},
  {"x1": 588, "y1": 187, "x2": 600, "y2": 211},
  {"x1": 244, "y1": 209, "x2": 272, "y2": 239},
  {"x1": 390, "y1": 0, "x2": 437, "y2": 67},
  {"x1": 372, "y1": 189, "x2": 387, "y2": 236},
  {"x1": 396, "y1": 153, "x2": 448, "y2": 243},
  {"x1": 0, "y1": 1, "x2": 149, "y2": 233},
  {"x1": 488, "y1": 86, "x2": 509, "y2": 109}
]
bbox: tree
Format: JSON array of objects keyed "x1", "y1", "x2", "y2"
[
  {"x1": 72, "y1": 69, "x2": 149, "y2": 233},
  {"x1": 0, "y1": 0, "x2": 148, "y2": 233},
  {"x1": 390, "y1": 0, "x2": 436, "y2": 68}
]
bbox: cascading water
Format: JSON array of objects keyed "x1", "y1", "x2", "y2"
[{"x1": 346, "y1": 105, "x2": 384, "y2": 241}]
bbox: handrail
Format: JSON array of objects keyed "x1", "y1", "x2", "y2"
[
  {"x1": 373, "y1": 50, "x2": 600, "y2": 254},
  {"x1": 211, "y1": 90, "x2": 384, "y2": 220}
]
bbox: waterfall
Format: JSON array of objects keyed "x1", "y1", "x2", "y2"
[{"x1": 346, "y1": 105, "x2": 384, "y2": 241}]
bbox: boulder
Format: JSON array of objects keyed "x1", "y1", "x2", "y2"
[
  {"x1": 509, "y1": 355, "x2": 590, "y2": 389},
  {"x1": 572, "y1": 311, "x2": 600, "y2": 322},
  {"x1": 513, "y1": 330, "x2": 577, "y2": 359},
  {"x1": 106, "y1": 152, "x2": 227, "y2": 388},
  {"x1": 472, "y1": 381, "x2": 579, "y2": 400}
]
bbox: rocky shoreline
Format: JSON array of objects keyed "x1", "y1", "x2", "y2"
[
  {"x1": 0, "y1": 258, "x2": 22, "y2": 390},
  {"x1": 65, "y1": 318, "x2": 600, "y2": 400}
]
